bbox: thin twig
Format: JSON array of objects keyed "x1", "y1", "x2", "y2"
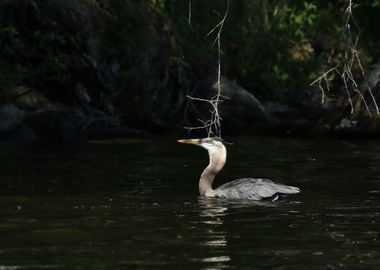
[
  {"x1": 311, "y1": 0, "x2": 378, "y2": 116},
  {"x1": 188, "y1": 0, "x2": 192, "y2": 26},
  {"x1": 310, "y1": 65, "x2": 339, "y2": 103},
  {"x1": 185, "y1": 0, "x2": 229, "y2": 138}
]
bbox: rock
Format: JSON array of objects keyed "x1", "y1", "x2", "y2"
[
  {"x1": 214, "y1": 76, "x2": 266, "y2": 111},
  {"x1": 0, "y1": 104, "x2": 37, "y2": 143},
  {"x1": 0, "y1": 104, "x2": 25, "y2": 132},
  {"x1": 13, "y1": 87, "x2": 51, "y2": 110},
  {"x1": 334, "y1": 117, "x2": 358, "y2": 130},
  {"x1": 308, "y1": 112, "x2": 380, "y2": 139},
  {"x1": 9, "y1": 123, "x2": 38, "y2": 144},
  {"x1": 264, "y1": 101, "x2": 309, "y2": 125},
  {"x1": 353, "y1": 58, "x2": 380, "y2": 116},
  {"x1": 26, "y1": 107, "x2": 122, "y2": 143},
  {"x1": 212, "y1": 76, "x2": 274, "y2": 130}
]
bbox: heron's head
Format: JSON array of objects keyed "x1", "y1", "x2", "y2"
[
  {"x1": 178, "y1": 137, "x2": 227, "y2": 172},
  {"x1": 177, "y1": 137, "x2": 225, "y2": 153}
]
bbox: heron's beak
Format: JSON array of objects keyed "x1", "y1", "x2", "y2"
[{"x1": 177, "y1": 139, "x2": 201, "y2": 145}]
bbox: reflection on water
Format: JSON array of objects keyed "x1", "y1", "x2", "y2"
[
  {"x1": 198, "y1": 197, "x2": 230, "y2": 269},
  {"x1": 0, "y1": 137, "x2": 379, "y2": 269}
]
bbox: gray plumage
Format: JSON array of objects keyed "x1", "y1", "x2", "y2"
[
  {"x1": 214, "y1": 178, "x2": 300, "y2": 200},
  {"x1": 178, "y1": 137, "x2": 300, "y2": 201}
]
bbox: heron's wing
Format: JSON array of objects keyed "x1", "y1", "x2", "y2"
[{"x1": 214, "y1": 178, "x2": 300, "y2": 200}]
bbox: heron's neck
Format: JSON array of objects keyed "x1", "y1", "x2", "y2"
[{"x1": 199, "y1": 146, "x2": 227, "y2": 196}]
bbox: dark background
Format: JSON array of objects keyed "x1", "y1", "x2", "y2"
[{"x1": 1, "y1": 0, "x2": 380, "y2": 142}]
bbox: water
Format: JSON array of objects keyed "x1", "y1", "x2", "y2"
[{"x1": 0, "y1": 136, "x2": 379, "y2": 269}]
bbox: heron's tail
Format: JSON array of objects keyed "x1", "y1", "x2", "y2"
[{"x1": 276, "y1": 185, "x2": 300, "y2": 194}]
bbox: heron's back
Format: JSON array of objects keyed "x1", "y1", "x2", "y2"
[{"x1": 213, "y1": 178, "x2": 300, "y2": 200}]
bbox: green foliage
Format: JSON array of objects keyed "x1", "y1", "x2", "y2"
[
  {"x1": 150, "y1": 0, "x2": 166, "y2": 9},
  {"x1": 159, "y1": 0, "x2": 380, "y2": 102},
  {"x1": 373, "y1": 0, "x2": 380, "y2": 7},
  {"x1": 287, "y1": 2, "x2": 317, "y2": 38},
  {"x1": 0, "y1": 0, "x2": 89, "y2": 103},
  {"x1": 158, "y1": 1, "x2": 317, "y2": 100},
  {"x1": 1, "y1": 0, "x2": 380, "y2": 108},
  {"x1": 0, "y1": 0, "x2": 156, "y2": 105},
  {"x1": 96, "y1": 0, "x2": 156, "y2": 59}
]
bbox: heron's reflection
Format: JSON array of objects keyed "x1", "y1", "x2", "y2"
[
  {"x1": 198, "y1": 197, "x2": 228, "y2": 224},
  {"x1": 196, "y1": 197, "x2": 230, "y2": 270},
  {"x1": 196, "y1": 197, "x2": 281, "y2": 269}
]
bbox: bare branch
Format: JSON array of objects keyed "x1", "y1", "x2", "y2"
[
  {"x1": 312, "y1": 0, "x2": 378, "y2": 116},
  {"x1": 184, "y1": 0, "x2": 230, "y2": 138},
  {"x1": 188, "y1": 0, "x2": 192, "y2": 26},
  {"x1": 310, "y1": 65, "x2": 339, "y2": 103}
]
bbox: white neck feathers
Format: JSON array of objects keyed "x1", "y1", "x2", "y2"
[{"x1": 199, "y1": 144, "x2": 227, "y2": 196}]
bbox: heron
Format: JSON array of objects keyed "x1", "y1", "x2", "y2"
[{"x1": 178, "y1": 137, "x2": 300, "y2": 201}]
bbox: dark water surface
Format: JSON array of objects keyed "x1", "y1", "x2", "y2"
[{"x1": 0, "y1": 136, "x2": 379, "y2": 269}]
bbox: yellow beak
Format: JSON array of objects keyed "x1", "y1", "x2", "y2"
[{"x1": 177, "y1": 139, "x2": 201, "y2": 145}]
